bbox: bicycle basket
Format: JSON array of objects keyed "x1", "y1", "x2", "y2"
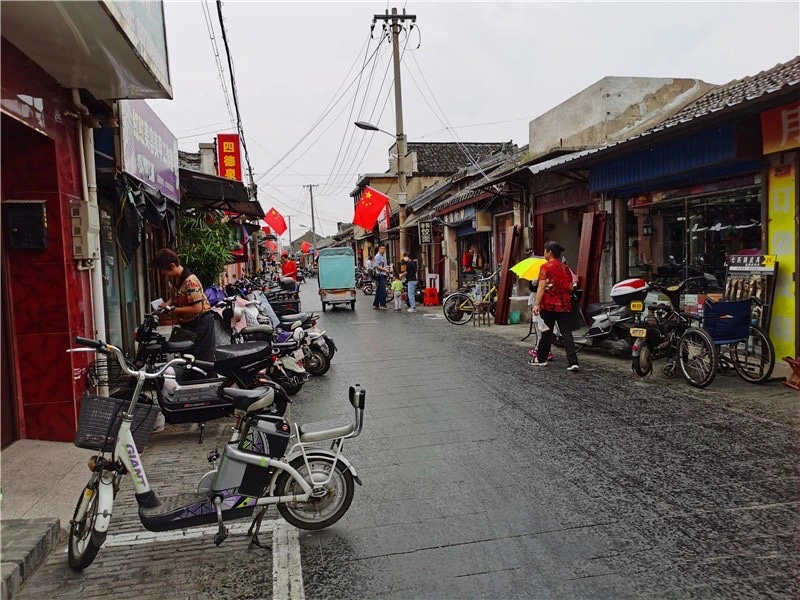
[
  {"x1": 86, "y1": 355, "x2": 132, "y2": 390},
  {"x1": 703, "y1": 300, "x2": 751, "y2": 344},
  {"x1": 74, "y1": 393, "x2": 161, "y2": 453}
]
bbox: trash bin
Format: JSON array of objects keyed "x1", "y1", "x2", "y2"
[{"x1": 509, "y1": 310, "x2": 522, "y2": 324}]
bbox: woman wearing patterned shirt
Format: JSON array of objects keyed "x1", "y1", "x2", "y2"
[
  {"x1": 154, "y1": 249, "x2": 215, "y2": 362},
  {"x1": 530, "y1": 241, "x2": 579, "y2": 372}
]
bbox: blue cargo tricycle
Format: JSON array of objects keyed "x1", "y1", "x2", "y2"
[{"x1": 318, "y1": 248, "x2": 356, "y2": 311}]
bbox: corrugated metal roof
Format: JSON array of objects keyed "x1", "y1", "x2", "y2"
[{"x1": 527, "y1": 149, "x2": 598, "y2": 175}]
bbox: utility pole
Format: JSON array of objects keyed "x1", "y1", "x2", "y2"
[
  {"x1": 304, "y1": 184, "x2": 319, "y2": 247},
  {"x1": 373, "y1": 7, "x2": 415, "y2": 258},
  {"x1": 287, "y1": 215, "x2": 293, "y2": 252}
]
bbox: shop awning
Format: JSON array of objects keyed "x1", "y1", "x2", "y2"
[{"x1": 179, "y1": 168, "x2": 264, "y2": 218}]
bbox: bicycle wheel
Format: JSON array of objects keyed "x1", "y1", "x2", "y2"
[
  {"x1": 732, "y1": 325, "x2": 775, "y2": 384},
  {"x1": 386, "y1": 287, "x2": 394, "y2": 302},
  {"x1": 678, "y1": 327, "x2": 718, "y2": 388},
  {"x1": 443, "y1": 293, "x2": 474, "y2": 325}
]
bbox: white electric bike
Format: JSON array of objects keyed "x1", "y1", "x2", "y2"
[{"x1": 67, "y1": 336, "x2": 366, "y2": 570}]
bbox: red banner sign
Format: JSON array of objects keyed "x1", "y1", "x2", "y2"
[{"x1": 216, "y1": 133, "x2": 242, "y2": 181}]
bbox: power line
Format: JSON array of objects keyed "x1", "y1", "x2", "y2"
[
  {"x1": 254, "y1": 32, "x2": 385, "y2": 184},
  {"x1": 406, "y1": 52, "x2": 487, "y2": 178},
  {"x1": 417, "y1": 116, "x2": 532, "y2": 139},
  {"x1": 200, "y1": 0, "x2": 235, "y2": 125},
  {"x1": 216, "y1": 0, "x2": 255, "y2": 189},
  {"x1": 317, "y1": 35, "x2": 375, "y2": 197},
  {"x1": 317, "y1": 34, "x2": 390, "y2": 197}
]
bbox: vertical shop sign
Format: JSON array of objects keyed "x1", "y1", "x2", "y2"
[
  {"x1": 119, "y1": 100, "x2": 179, "y2": 202},
  {"x1": 216, "y1": 133, "x2": 242, "y2": 181},
  {"x1": 418, "y1": 221, "x2": 432, "y2": 244},
  {"x1": 767, "y1": 163, "x2": 796, "y2": 358},
  {"x1": 761, "y1": 100, "x2": 800, "y2": 154}
]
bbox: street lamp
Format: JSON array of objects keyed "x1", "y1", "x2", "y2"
[
  {"x1": 353, "y1": 120, "x2": 409, "y2": 257},
  {"x1": 354, "y1": 121, "x2": 394, "y2": 138}
]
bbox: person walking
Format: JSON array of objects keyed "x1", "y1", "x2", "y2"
[
  {"x1": 372, "y1": 244, "x2": 389, "y2": 309},
  {"x1": 402, "y1": 252, "x2": 418, "y2": 313},
  {"x1": 530, "y1": 241, "x2": 579, "y2": 372},
  {"x1": 391, "y1": 274, "x2": 404, "y2": 311}
]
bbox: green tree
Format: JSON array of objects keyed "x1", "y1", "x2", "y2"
[{"x1": 176, "y1": 210, "x2": 235, "y2": 286}]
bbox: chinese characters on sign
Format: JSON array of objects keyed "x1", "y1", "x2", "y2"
[
  {"x1": 119, "y1": 100, "x2": 179, "y2": 202},
  {"x1": 727, "y1": 254, "x2": 777, "y2": 273},
  {"x1": 418, "y1": 221, "x2": 432, "y2": 244},
  {"x1": 216, "y1": 133, "x2": 242, "y2": 181},
  {"x1": 761, "y1": 100, "x2": 800, "y2": 154}
]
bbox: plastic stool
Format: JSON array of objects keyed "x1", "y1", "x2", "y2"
[{"x1": 423, "y1": 287, "x2": 439, "y2": 306}]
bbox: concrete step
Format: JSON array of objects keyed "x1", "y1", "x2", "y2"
[{"x1": 1, "y1": 519, "x2": 61, "y2": 600}]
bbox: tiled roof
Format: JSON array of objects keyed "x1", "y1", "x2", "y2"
[
  {"x1": 179, "y1": 150, "x2": 201, "y2": 170},
  {"x1": 649, "y1": 55, "x2": 800, "y2": 133},
  {"x1": 516, "y1": 56, "x2": 800, "y2": 175},
  {"x1": 408, "y1": 142, "x2": 509, "y2": 175},
  {"x1": 409, "y1": 180, "x2": 453, "y2": 211}
]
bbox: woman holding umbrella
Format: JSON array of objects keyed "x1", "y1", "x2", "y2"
[{"x1": 514, "y1": 242, "x2": 579, "y2": 372}]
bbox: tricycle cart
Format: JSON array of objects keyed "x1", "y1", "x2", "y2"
[{"x1": 318, "y1": 247, "x2": 356, "y2": 312}]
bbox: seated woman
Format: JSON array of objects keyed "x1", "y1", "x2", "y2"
[{"x1": 153, "y1": 249, "x2": 215, "y2": 363}]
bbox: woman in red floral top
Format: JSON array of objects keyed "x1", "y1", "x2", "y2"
[
  {"x1": 530, "y1": 241, "x2": 579, "y2": 371},
  {"x1": 154, "y1": 249, "x2": 215, "y2": 363}
]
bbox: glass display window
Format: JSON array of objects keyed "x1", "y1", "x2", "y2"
[{"x1": 628, "y1": 187, "x2": 762, "y2": 283}]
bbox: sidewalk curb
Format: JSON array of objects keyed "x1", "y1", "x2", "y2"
[{"x1": 1, "y1": 518, "x2": 61, "y2": 600}]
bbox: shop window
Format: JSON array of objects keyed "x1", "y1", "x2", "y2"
[{"x1": 629, "y1": 189, "x2": 762, "y2": 283}]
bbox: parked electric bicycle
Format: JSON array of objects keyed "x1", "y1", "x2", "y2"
[{"x1": 67, "y1": 336, "x2": 366, "y2": 570}]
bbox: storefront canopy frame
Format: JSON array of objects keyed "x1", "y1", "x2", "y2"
[{"x1": 179, "y1": 168, "x2": 264, "y2": 218}]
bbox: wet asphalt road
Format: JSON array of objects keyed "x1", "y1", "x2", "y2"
[{"x1": 291, "y1": 280, "x2": 800, "y2": 599}]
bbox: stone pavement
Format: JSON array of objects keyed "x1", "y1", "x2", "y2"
[
  {"x1": 15, "y1": 421, "x2": 278, "y2": 599},
  {"x1": 9, "y1": 279, "x2": 800, "y2": 599},
  {"x1": 1, "y1": 519, "x2": 60, "y2": 600},
  {"x1": 442, "y1": 306, "x2": 800, "y2": 431},
  {"x1": 289, "y1": 281, "x2": 800, "y2": 599}
]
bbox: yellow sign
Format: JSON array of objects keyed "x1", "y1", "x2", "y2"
[
  {"x1": 768, "y1": 163, "x2": 796, "y2": 359},
  {"x1": 762, "y1": 100, "x2": 800, "y2": 154}
]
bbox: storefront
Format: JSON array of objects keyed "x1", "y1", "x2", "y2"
[
  {"x1": 441, "y1": 204, "x2": 493, "y2": 285},
  {"x1": 760, "y1": 99, "x2": 800, "y2": 359},
  {"x1": 626, "y1": 176, "x2": 762, "y2": 283},
  {"x1": 531, "y1": 182, "x2": 593, "y2": 266}
]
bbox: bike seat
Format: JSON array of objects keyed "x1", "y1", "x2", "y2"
[
  {"x1": 214, "y1": 342, "x2": 272, "y2": 373},
  {"x1": 162, "y1": 340, "x2": 195, "y2": 353},
  {"x1": 241, "y1": 325, "x2": 273, "y2": 335},
  {"x1": 298, "y1": 419, "x2": 354, "y2": 443},
  {"x1": 279, "y1": 312, "x2": 308, "y2": 323},
  {"x1": 585, "y1": 302, "x2": 616, "y2": 318},
  {"x1": 220, "y1": 387, "x2": 274, "y2": 413}
]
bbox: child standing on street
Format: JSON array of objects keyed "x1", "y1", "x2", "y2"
[{"x1": 391, "y1": 274, "x2": 404, "y2": 312}]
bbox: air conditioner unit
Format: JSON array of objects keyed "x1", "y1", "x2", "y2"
[{"x1": 70, "y1": 202, "x2": 100, "y2": 260}]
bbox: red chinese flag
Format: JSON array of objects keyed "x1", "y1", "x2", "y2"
[
  {"x1": 265, "y1": 207, "x2": 287, "y2": 236},
  {"x1": 300, "y1": 241, "x2": 312, "y2": 253},
  {"x1": 353, "y1": 186, "x2": 390, "y2": 230}
]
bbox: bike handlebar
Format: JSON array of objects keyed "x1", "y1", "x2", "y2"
[{"x1": 72, "y1": 336, "x2": 200, "y2": 379}]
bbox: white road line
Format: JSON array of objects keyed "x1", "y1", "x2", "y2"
[
  {"x1": 273, "y1": 521, "x2": 305, "y2": 600},
  {"x1": 66, "y1": 518, "x2": 306, "y2": 599},
  {"x1": 99, "y1": 521, "x2": 271, "y2": 547}
]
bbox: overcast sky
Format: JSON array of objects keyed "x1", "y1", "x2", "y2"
[{"x1": 150, "y1": 1, "x2": 800, "y2": 241}]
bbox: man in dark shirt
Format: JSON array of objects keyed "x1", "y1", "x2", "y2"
[{"x1": 402, "y1": 252, "x2": 418, "y2": 313}]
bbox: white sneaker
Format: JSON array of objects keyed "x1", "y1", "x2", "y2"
[
  {"x1": 407, "y1": 308, "x2": 417, "y2": 312},
  {"x1": 528, "y1": 359, "x2": 548, "y2": 367},
  {"x1": 567, "y1": 365, "x2": 580, "y2": 372}
]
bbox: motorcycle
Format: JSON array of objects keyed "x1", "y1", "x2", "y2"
[
  {"x1": 555, "y1": 279, "x2": 667, "y2": 355},
  {"x1": 121, "y1": 309, "x2": 289, "y2": 443},
  {"x1": 67, "y1": 337, "x2": 366, "y2": 571}
]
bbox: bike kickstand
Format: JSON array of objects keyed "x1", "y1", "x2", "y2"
[
  {"x1": 213, "y1": 497, "x2": 228, "y2": 546},
  {"x1": 198, "y1": 422, "x2": 206, "y2": 444},
  {"x1": 247, "y1": 507, "x2": 271, "y2": 551}
]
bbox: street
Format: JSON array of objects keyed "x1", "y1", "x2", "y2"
[{"x1": 18, "y1": 281, "x2": 800, "y2": 599}]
